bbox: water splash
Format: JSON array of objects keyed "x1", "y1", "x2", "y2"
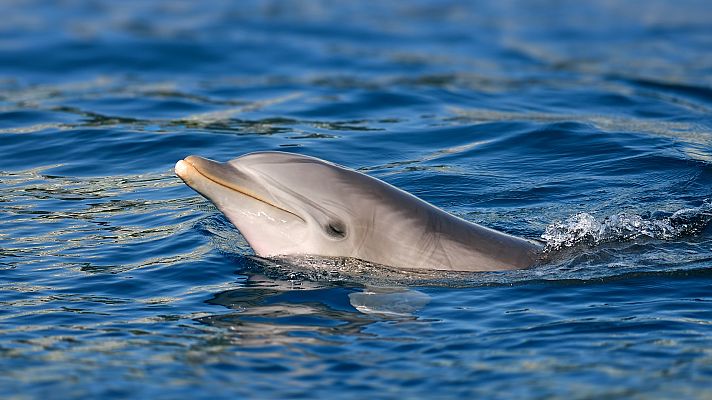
[{"x1": 542, "y1": 201, "x2": 712, "y2": 251}]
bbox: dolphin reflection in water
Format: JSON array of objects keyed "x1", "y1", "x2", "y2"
[{"x1": 175, "y1": 151, "x2": 542, "y2": 272}]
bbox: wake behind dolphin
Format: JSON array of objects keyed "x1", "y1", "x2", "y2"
[{"x1": 175, "y1": 151, "x2": 542, "y2": 272}]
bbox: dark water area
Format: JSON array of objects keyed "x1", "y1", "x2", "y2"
[{"x1": 2, "y1": 0, "x2": 712, "y2": 398}]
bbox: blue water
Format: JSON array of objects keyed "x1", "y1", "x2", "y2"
[{"x1": 2, "y1": 0, "x2": 712, "y2": 398}]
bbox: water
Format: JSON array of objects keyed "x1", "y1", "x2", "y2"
[{"x1": 2, "y1": 0, "x2": 712, "y2": 398}]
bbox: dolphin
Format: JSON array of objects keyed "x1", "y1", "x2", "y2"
[{"x1": 175, "y1": 151, "x2": 542, "y2": 271}]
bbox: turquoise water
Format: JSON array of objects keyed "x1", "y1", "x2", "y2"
[{"x1": 2, "y1": 1, "x2": 712, "y2": 398}]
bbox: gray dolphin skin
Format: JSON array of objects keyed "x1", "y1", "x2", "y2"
[{"x1": 175, "y1": 152, "x2": 542, "y2": 271}]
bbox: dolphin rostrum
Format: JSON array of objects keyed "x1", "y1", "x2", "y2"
[{"x1": 175, "y1": 151, "x2": 542, "y2": 271}]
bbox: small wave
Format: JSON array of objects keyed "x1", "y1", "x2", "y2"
[{"x1": 542, "y1": 202, "x2": 712, "y2": 251}]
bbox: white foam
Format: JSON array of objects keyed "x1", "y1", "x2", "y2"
[{"x1": 542, "y1": 202, "x2": 712, "y2": 251}]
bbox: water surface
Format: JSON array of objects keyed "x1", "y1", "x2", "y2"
[{"x1": 2, "y1": 1, "x2": 712, "y2": 398}]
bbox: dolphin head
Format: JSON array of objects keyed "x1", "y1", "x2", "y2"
[
  {"x1": 176, "y1": 151, "x2": 541, "y2": 271},
  {"x1": 175, "y1": 152, "x2": 413, "y2": 260}
]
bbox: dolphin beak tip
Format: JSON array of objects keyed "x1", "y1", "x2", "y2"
[{"x1": 175, "y1": 159, "x2": 190, "y2": 178}]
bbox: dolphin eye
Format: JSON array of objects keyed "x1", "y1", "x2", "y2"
[{"x1": 326, "y1": 221, "x2": 347, "y2": 239}]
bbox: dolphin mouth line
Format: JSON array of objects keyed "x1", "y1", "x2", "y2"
[{"x1": 180, "y1": 158, "x2": 305, "y2": 222}]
